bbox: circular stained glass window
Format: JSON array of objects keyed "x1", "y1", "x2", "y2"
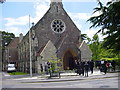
[{"x1": 51, "y1": 19, "x2": 66, "y2": 33}]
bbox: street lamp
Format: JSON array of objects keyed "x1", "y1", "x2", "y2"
[{"x1": 29, "y1": 15, "x2": 32, "y2": 77}]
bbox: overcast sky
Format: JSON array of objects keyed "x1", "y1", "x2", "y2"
[{"x1": 0, "y1": 0, "x2": 110, "y2": 40}]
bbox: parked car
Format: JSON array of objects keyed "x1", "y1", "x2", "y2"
[{"x1": 7, "y1": 64, "x2": 16, "y2": 73}]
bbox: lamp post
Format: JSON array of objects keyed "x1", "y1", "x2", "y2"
[
  {"x1": 0, "y1": 32, "x2": 1, "y2": 57},
  {"x1": 29, "y1": 15, "x2": 32, "y2": 77}
]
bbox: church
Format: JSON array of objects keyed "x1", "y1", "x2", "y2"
[{"x1": 17, "y1": 0, "x2": 92, "y2": 73}]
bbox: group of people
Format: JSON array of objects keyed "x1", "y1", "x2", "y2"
[
  {"x1": 40, "y1": 60, "x2": 116, "y2": 76},
  {"x1": 41, "y1": 61, "x2": 56, "y2": 75},
  {"x1": 40, "y1": 61, "x2": 51, "y2": 74},
  {"x1": 95, "y1": 60, "x2": 116, "y2": 74},
  {"x1": 74, "y1": 60, "x2": 116, "y2": 76},
  {"x1": 74, "y1": 60, "x2": 94, "y2": 77}
]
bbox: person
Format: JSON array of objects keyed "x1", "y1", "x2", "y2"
[
  {"x1": 111, "y1": 60, "x2": 116, "y2": 72},
  {"x1": 74, "y1": 60, "x2": 79, "y2": 74},
  {"x1": 102, "y1": 61, "x2": 107, "y2": 74},
  {"x1": 100, "y1": 60, "x2": 105, "y2": 72},
  {"x1": 77, "y1": 60, "x2": 82, "y2": 75},
  {"x1": 106, "y1": 61, "x2": 110, "y2": 72},
  {"x1": 40, "y1": 64, "x2": 43, "y2": 72},
  {"x1": 74, "y1": 60, "x2": 79, "y2": 68},
  {"x1": 89, "y1": 60, "x2": 94, "y2": 74},
  {"x1": 45, "y1": 62, "x2": 48, "y2": 74},
  {"x1": 47, "y1": 61, "x2": 51, "y2": 72},
  {"x1": 47, "y1": 61, "x2": 52, "y2": 77},
  {"x1": 84, "y1": 61, "x2": 89, "y2": 77},
  {"x1": 44, "y1": 62, "x2": 48, "y2": 74},
  {"x1": 80, "y1": 61, "x2": 84, "y2": 76}
]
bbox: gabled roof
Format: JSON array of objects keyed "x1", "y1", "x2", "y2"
[
  {"x1": 79, "y1": 40, "x2": 92, "y2": 59},
  {"x1": 37, "y1": 46, "x2": 46, "y2": 56},
  {"x1": 37, "y1": 40, "x2": 57, "y2": 61},
  {"x1": 79, "y1": 41, "x2": 92, "y2": 53},
  {"x1": 37, "y1": 40, "x2": 57, "y2": 56},
  {"x1": 7, "y1": 37, "x2": 19, "y2": 48},
  {"x1": 32, "y1": 0, "x2": 80, "y2": 33}
]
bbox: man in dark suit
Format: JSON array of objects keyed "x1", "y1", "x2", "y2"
[
  {"x1": 89, "y1": 60, "x2": 94, "y2": 74},
  {"x1": 84, "y1": 61, "x2": 89, "y2": 77}
]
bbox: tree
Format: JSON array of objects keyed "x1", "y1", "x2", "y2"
[
  {"x1": 48, "y1": 57, "x2": 62, "y2": 73},
  {"x1": 89, "y1": 34, "x2": 101, "y2": 61},
  {"x1": 81, "y1": 34, "x2": 88, "y2": 40},
  {"x1": 81, "y1": 33, "x2": 118, "y2": 62},
  {"x1": 48, "y1": 57, "x2": 62, "y2": 78},
  {"x1": 81, "y1": 34, "x2": 91, "y2": 44},
  {"x1": 0, "y1": 0, "x2": 6, "y2": 3},
  {"x1": 2, "y1": 31, "x2": 15, "y2": 47},
  {"x1": 1, "y1": 31, "x2": 15, "y2": 65},
  {"x1": 89, "y1": 34, "x2": 117, "y2": 61},
  {"x1": 87, "y1": 1, "x2": 120, "y2": 54}
]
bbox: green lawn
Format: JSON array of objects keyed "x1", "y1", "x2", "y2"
[{"x1": 8, "y1": 72, "x2": 28, "y2": 75}]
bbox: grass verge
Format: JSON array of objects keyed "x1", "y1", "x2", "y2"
[{"x1": 8, "y1": 72, "x2": 28, "y2": 75}]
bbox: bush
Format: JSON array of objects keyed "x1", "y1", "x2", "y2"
[{"x1": 48, "y1": 57, "x2": 62, "y2": 73}]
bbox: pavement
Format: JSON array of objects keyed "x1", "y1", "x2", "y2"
[{"x1": 2, "y1": 70, "x2": 119, "y2": 83}]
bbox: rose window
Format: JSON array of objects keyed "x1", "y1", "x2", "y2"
[{"x1": 51, "y1": 19, "x2": 66, "y2": 33}]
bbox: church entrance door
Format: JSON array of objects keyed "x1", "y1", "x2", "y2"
[{"x1": 63, "y1": 50, "x2": 75, "y2": 70}]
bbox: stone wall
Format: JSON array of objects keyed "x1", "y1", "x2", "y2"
[
  {"x1": 37, "y1": 40, "x2": 57, "y2": 73},
  {"x1": 18, "y1": 29, "x2": 39, "y2": 73},
  {"x1": 33, "y1": 1, "x2": 81, "y2": 60}
]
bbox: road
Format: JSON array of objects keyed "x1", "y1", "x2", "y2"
[{"x1": 2, "y1": 72, "x2": 119, "y2": 88}]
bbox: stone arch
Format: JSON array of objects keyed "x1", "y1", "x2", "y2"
[{"x1": 63, "y1": 49, "x2": 77, "y2": 70}]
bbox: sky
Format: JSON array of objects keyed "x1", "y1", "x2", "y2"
[{"x1": 0, "y1": 0, "x2": 110, "y2": 40}]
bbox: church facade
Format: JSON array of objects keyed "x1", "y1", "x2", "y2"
[{"x1": 17, "y1": 0, "x2": 92, "y2": 73}]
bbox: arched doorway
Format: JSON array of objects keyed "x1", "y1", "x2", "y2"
[{"x1": 63, "y1": 50, "x2": 76, "y2": 70}]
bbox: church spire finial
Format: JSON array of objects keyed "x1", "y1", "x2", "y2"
[{"x1": 50, "y1": 0, "x2": 62, "y2": 3}]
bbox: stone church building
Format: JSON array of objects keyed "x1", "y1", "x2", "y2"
[{"x1": 17, "y1": 0, "x2": 92, "y2": 73}]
